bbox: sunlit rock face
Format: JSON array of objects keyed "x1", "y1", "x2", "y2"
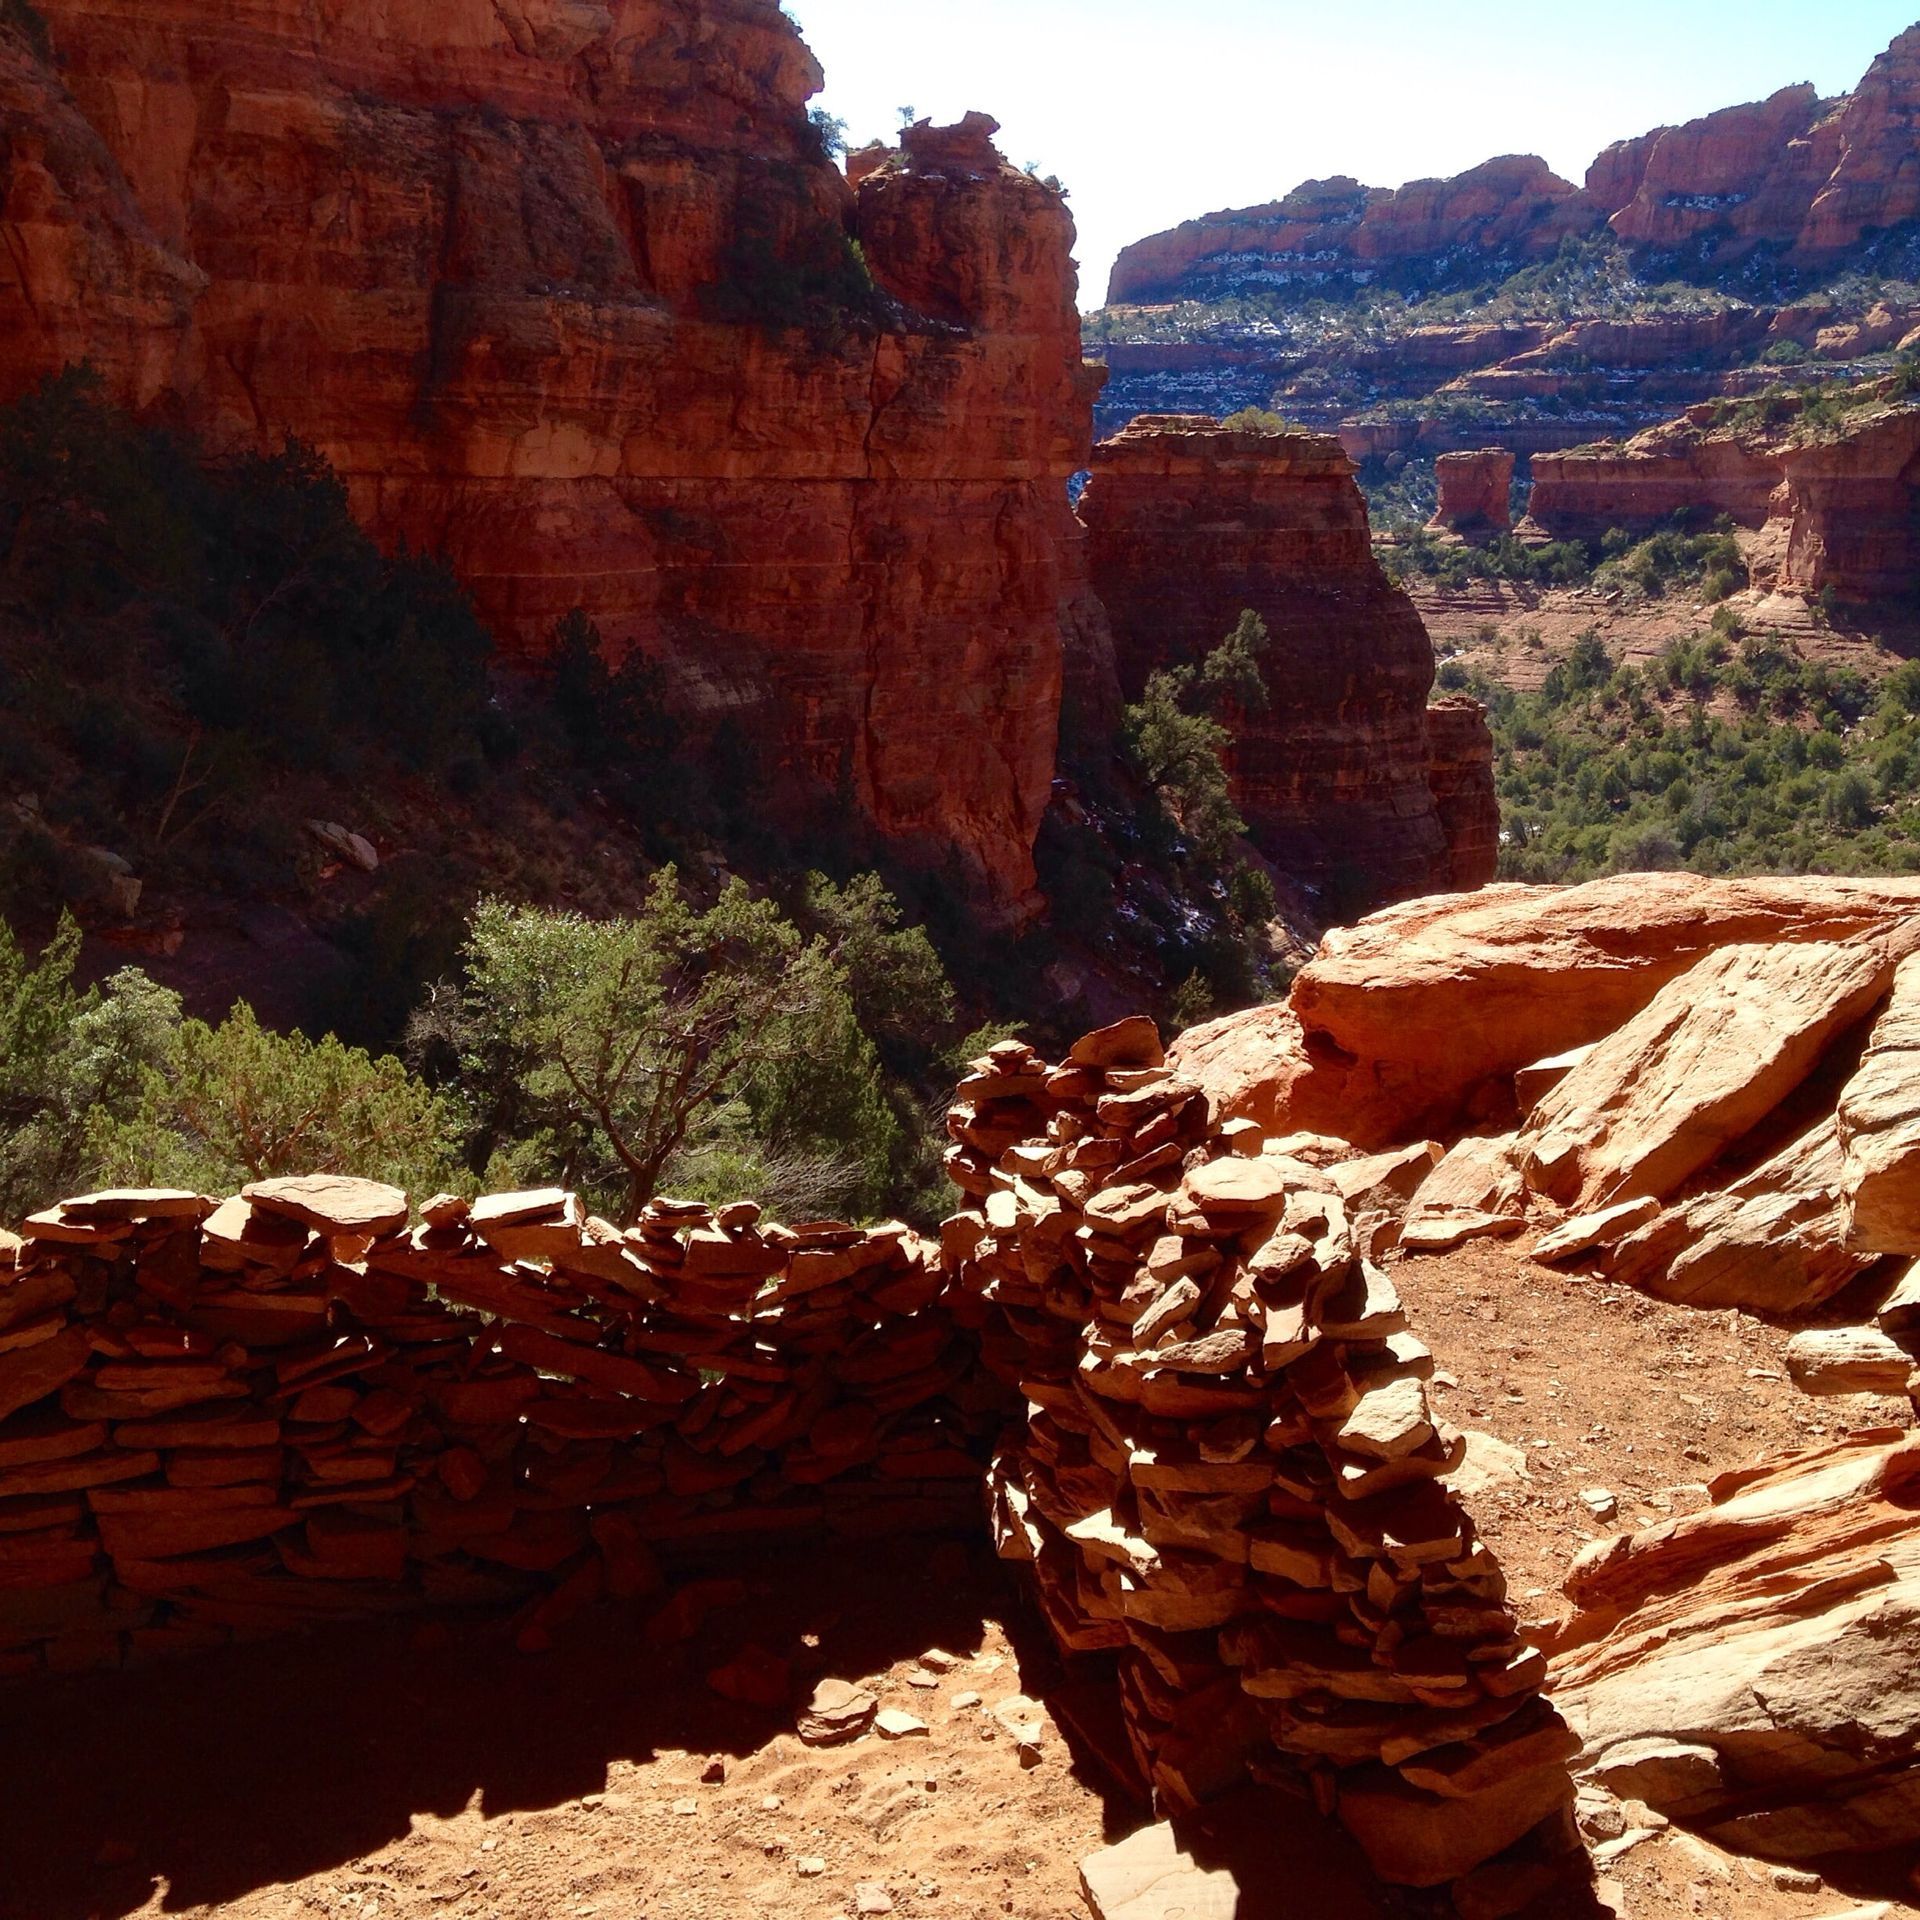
[{"x1": 0, "y1": 4, "x2": 1107, "y2": 917}]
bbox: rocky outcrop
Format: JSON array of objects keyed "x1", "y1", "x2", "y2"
[
  {"x1": 1111, "y1": 29, "x2": 1920, "y2": 306},
  {"x1": 1106, "y1": 160, "x2": 1594, "y2": 307},
  {"x1": 1427, "y1": 450, "x2": 1513, "y2": 534},
  {"x1": 1518, "y1": 940, "x2": 1900, "y2": 1211},
  {"x1": 1423, "y1": 697, "x2": 1500, "y2": 891},
  {"x1": 0, "y1": 20, "x2": 201, "y2": 402},
  {"x1": 1170, "y1": 873, "x2": 1920, "y2": 1149},
  {"x1": 1078, "y1": 416, "x2": 1493, "y2": 912},
  {"x1": 0, "y1": 4, "x2": 1101, "y2": 917},
  {"x1": 1524, "y1": 419, "x2": 1783, "y2": 543},
  {"x1": 1526, "y1": 391, "x2": 1920, "y2": 602},
  {"x1": 1598, "y1": 84, "x2": 1827, "y2": 261},
  {"x1": 1604, "y1": 1116, "x2": 1875, "y2": 1314},
  {"x1": 1550, "y1": 1432, "x2": 1920, "y2": 1861}
]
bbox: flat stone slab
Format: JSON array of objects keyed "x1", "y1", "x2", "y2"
[
  {"x1": 1080, "y1": 1823, "x2": 1240, "y2": 1920},
  {"x1": 243, "y1": 1174, "x2": 408, "y2": 1236}
]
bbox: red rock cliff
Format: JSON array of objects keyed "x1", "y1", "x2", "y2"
[
  {"x1": 0, "y1": 4, "x2": 1101, "y2": 919},
  {"x1": 1107, "y1": 159, "x2": 1592, "y2": 305},
  {"x1": 1108, "y1": 27, "x2": 1920, "y2": 302},
  {"x1": 1078, "y1": 416, "x2": 1496, "y2": 909},
  {"x1": 1525, "y1": 391, "x2": 1920, "y2": 603},
  {"x1": 1427, "y1": 448, "x2": 1514, "y2": 534}
]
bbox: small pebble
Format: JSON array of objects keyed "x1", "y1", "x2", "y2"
[{"x1": 796, "y1": 1856, "x2": 826, "y2": 1877}]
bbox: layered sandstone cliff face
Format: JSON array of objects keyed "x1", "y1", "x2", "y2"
[
  {"x1": 1095, "y1": 26, "x2": 1920, "y2": 507},
  {"x1": 1079, "y1": 418, "x2": 1496, "y2": 908},
  {"x1": 1107, "y1": 158, "x2": 1592, "y2": 307},
  {"x1": 1110, "y1": 27, "x2": 1920, "y2": 309},
  {"x1": 1526, "y1": 394, "x2": 1920, "y2": 601},
  {"x1": 0, "y1": 3, "x2": 1099, "y2": 917},
  {"x1": 1427, "y1": 449, "x2": 1514, "y2": 534}
]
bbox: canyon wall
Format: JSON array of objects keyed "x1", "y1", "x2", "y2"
[
  {"x1": 1526, "y1": 396, "x2": 1920, "y2": 601},
  {"x1": 1105, "y1": 158, "x2": 1592, "y2": 307},
  {"x1": 0, "y1": 3, "x2": 1101, "y2": 917},
  {"x1": 1109, "y1": 27, "x2": 1920, "y2": 309},
  {"x1": 1079, "y1": 418, "x2": 1497, "y2": 910}
]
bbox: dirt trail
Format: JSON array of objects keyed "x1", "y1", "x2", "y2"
[{"x1": 1397, "y1": 1233, "x2": 1920, "y2": 1920}]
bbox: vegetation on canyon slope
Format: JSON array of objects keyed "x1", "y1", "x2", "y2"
[
  {"x1": 0, "y1": 372, "x2": 1282, "y2": 1223},
  {"x1": 1383, "y1": 518, "x2": 1745, "y2": 601},
  {"x1": 1454, "y1": 623, "x2": 1920, "y2": 884},
  {"x1": 0, "y1": 872, "x2": 975, "y2": 1227}
]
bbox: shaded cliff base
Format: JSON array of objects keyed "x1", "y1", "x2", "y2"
[{"x1": 0, "y1": 377, "x2": 1292, "y2": 1070}]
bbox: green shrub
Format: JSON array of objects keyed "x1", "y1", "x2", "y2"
[{"x1": 419, "y1": 868, "x2": 955, "y2": 1223}]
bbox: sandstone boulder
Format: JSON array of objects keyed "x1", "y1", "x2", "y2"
[
  {"x1": 1603, "y1": 1117, "x2": 1878, "y2": 1313},
  {"x1": 1520, "y1": 941, "x2": 1897, "y2": 1211},
  {"x1": 1784, "y1": 1326, "x2": 1912, "y2": 1397},
  {"x1": 1839, "y1": 952, "x2": 1920, "y2": 1254},
  {"x1": 1550, "y1": 1432, "x2": 1920, "y2": 1859},
  {"x1": 1400, "y1": 1135, "x2": 1526, "y2": 1252}
]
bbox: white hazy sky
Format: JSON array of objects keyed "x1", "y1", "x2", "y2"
[{"x1": 790, "y1": 1, "x2": 1920, "y2": 308}]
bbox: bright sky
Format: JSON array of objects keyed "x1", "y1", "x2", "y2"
[{"x1": 790, "y1": 1, "x2": 1920, "y2": 309}]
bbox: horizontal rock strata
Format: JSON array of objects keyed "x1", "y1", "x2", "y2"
[
  {"x1": 0, "y1": 4, "x2": 1101, "y2": 914},
  {"x1": 1079, "y1": 415, "x2": 1497, "y2": 911}
]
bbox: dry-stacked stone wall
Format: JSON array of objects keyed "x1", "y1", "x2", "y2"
[
  {"x1": 0, "y1": 1015, "x2": 1574, "y2": 1899},
  {"x1": 942, "y1": 1017, "x2": 1577, "y2": 1892},
  {"x1": 0, "y1": 1179, "x2": 991, "y2": 1678}
]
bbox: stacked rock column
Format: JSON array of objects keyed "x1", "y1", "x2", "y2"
[{"x1": 943, "y1": 1018, "x2": 1578, "y2": 1894}]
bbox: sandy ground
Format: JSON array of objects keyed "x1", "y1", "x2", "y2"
[
  {"x1": 1397, "y1": 1232, "x2": 1920, "y2": 1920},
  {"x1": 0, "y1": 1542, "x2": 1127, "y2": 1920}
]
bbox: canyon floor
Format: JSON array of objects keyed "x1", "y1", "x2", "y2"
[{"x1": 1409, "y1": 582, "x2": 1915, "y2": 691}]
